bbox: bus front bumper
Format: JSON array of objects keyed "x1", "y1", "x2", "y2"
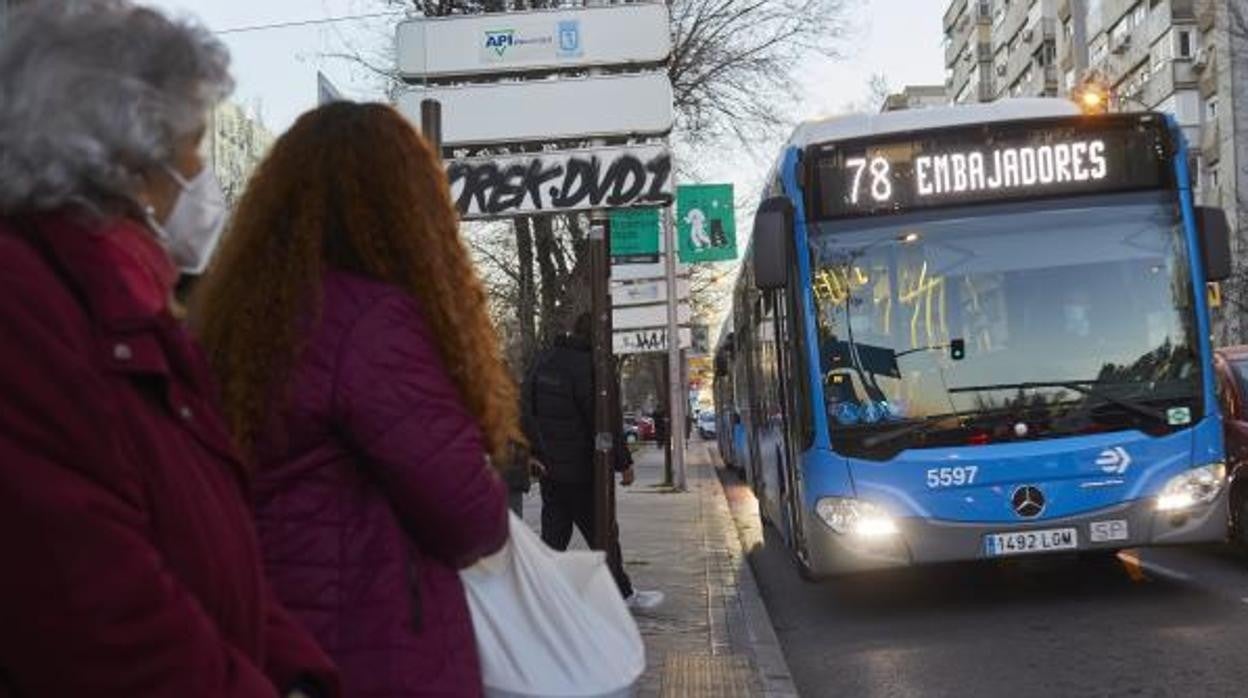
[{"x1": 803, "y1": 489, "x2": 1228, "y2": 577}]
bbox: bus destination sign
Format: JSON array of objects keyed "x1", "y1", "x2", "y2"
[{"x1": 812, "y1": 116, "x2": 1172, "y2": 220}]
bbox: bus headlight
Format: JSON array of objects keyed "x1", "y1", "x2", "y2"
[
  {"x1": 816, "y1": 497, "x2": 898, "y2": 537},
  {"x1": 1156, "y1": 463, "x2": 1226, "y2": 512}
]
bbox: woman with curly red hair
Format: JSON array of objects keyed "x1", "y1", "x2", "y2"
[{"x1": 193, "y1": 101, "x2": 520, "y2": 697}]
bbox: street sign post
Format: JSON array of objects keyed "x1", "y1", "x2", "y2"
[
  {"x1": 396, "y1": 3, "x2": 671, "y2": 79},
  {"x1": 677, "y1": 184, "x2": 737, "y2": 263},
  {"x1": 394, "y1": 1, "x2": 682, "y2": 513},
  {"x1": 614, "y1": 327, "x2": 692, "y2": 355},
  {"x1": 613, "y1": 303, "x2": 691, "y2": 331},
  {"x1": 609, "y1": 208, "x2": 662, "y2": 263},
  {"x1": 447, "y1": 144, "x2": 673, "y2": 219},
  {"x1": 613, "y1": 302, "x2": 691, "y2": 331},
  {"x1": 611, "y1": 258, "x2": 689, "y2": 282},
  {"x1": 611, "y1": 278, "x2": 691, "y2": 306},
  {"x1": 398, "y1": 74, "x2": 675, "y2": 147}
]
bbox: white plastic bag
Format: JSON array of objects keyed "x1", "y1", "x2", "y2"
[{"x1": 461, "y1": 512, "x2": 645, "y2": 698}]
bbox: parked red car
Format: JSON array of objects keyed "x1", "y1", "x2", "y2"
[
  {"x1": 624, "y1": 414, "x2": 656, "y2": 442},
  {"x1": 1214, "y1": 346, "x2": 1248, "y2": 544}
]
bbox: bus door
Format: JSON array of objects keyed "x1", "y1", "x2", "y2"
[{"x1": 775, "y1": 274, "x2": 811, "y2": 554}]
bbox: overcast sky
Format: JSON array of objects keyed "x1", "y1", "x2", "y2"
[
  {"x1": 142, "y1": 0, "x2": 945, "y2": 143},
  {"x1": 138, "y1": 0, "x2": 944, "y2": 329}
]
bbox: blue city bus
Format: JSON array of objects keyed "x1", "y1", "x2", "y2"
[
  {"x1": 712, "y1": 315, "x2": 744, "y2": 471},
  {"x1": 722, "y1": 99, "x2": 1234, "y2": 577}
]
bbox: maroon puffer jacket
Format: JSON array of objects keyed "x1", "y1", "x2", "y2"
[
  {"x1": 250, "y1": 270, "x2": 509, "y2": 698},
  {"x1": 0, "y1": 213, "x2": 339, "y2": 697}
]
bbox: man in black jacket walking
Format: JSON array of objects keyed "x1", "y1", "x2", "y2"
[{"x1": 523, "y1": 313, "x2": 664, "y2": 611}]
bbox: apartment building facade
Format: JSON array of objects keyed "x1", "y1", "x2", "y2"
[
  {"x1": 206, "y1": 101, "x2": 275, "y2": 208},
  {"x1": 944, "y1": 0, "x2": 1061, "y2": 103},
  {"x1": 945, "y1": 0, "x2": 995, "y2": 103},
  {"x1": 881, "y1": 85, "x2": 949, "y2": 112},
  {"x1": 945, "y1": 0, "x2": 1248, "y2": 340},
  {"x1": 1066, "y1": 0, "x2": 1245, "y2": 339}
]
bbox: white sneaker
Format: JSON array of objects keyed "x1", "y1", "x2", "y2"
[{"x1": 626, "y1": 589, "x2": 665, "y2": 611}]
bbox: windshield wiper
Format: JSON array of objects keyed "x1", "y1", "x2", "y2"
[
  {"x1": 947, "y1": 380, "x2": 1168, "y2": 424},
  {"x1": 861, "y1": 411, "x2": 963, "y2": 449}
]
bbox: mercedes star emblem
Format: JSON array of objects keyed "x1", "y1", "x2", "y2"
[{"x1": 1011, "y1": 485, "x2": 1046, "y2": 518}]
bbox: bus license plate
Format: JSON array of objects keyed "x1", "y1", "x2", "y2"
[{"x1": 983, "y1": 528, "x2": 1078, "y2": 557}]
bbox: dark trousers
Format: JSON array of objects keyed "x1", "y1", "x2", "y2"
[{"x1": 540, "y1": 479, "x2": 634, "y2": 598}]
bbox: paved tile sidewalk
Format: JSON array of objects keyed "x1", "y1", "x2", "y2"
[{"x1": 517, "y1": 440, "x2": 798, "y2": 697}]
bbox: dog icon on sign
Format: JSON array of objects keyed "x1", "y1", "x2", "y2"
[{"x1": 685, "y1": 208, "x2": 711, "y2": 250}]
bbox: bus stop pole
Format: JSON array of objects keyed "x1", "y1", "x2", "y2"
[
  {"x1": 664, "y1": 204, "x2": 687, "y2": 490},
  {"x1": 589, "y1": 211, "x2": 615, "y2": 553},
  {"x1": 420, "y1": 99, "x2": 442, "y2": 160}
]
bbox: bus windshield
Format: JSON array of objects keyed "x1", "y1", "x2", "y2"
[{"x1": 808, "y1": 193, "x2": 1201, "y2": 460}]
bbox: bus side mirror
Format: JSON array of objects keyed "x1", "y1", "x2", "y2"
[
  {"x1": 1197, "y1": 206, "x2": 1232, "y2": 282},
  {"x1": 753, "y1": 197, "x2": 794, "y2": 290}
]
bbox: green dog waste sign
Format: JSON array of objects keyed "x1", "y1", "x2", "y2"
[{"x1": 677, "y1": 184, "x2": 736, "y2": 263}]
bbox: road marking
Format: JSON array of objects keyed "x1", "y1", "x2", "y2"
[{"x1": 1117, "y1": 552, "x2": 1193, "y2": 582}]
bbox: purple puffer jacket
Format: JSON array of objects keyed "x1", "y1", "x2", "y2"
[{"x1": 250, "y1": 270, "x2": 508, "y2": 698}]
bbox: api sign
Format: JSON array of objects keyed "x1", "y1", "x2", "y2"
[{"x1": 397, "y1": 3, "x2": 671, "y2": 79}]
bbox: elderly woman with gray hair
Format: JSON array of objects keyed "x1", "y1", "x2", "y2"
[{"x1": 0, "y1": 2, "x2": 338, "y2": 696}]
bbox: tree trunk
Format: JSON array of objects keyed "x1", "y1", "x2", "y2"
[
  {"x1": 515, "y1": 218, "x2": 537, "y2": 368},
  {"x1": 534, "y1": 216, "x2": 563, "y2": 344}
]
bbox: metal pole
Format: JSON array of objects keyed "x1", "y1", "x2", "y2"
[
  {"x1": 663, "y1": 204, "x2": 687, "y2": 490},
  {"x1": 589, "y1": 212, "x2": 615, "y2": 552},
  {"x1": 662, "y1": 353, "x2": 673, "y2": 486},
  {"x1": 420, "y1": 98, "x2": 443, "y2": 159}
]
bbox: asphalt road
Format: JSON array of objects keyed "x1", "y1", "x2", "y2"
[{"x1": 719, "y1": 468, "x2": 1248, "y2": 698}]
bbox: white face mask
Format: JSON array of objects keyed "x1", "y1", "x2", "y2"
[{"x1": 146, "y1": 164, "x2": 227, "y2": 274}]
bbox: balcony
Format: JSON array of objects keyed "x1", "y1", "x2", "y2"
[
  {"x1": 943, "y1": 0, "x2": 970, "y2": 32},
  {"x1": 1130, "y1": 61, "x2": 1198, "y2": 108},
  {"x1": 993, "y1": 0, "x2": 1034, "y2": 52},
  {"x1": 1096, "y1": 27, "x2": 1151, "y2": 85},
  {"x1": 1021, "y1": 65, "x2": 1060, "y2": 97},
  {"x1": 1196, "y1": 0, "x2": 1216, "y2": 32},
  {"x1": 944, "y1": 4, "x2": 977, "y2": 66},
  {"x1": 946, "y1": 40, "x2": 969, "y2": 69},
  {"x1": 1200, "y1": 122, "x2": 1221, "y2": 161},
  {"x1": 1198, "y1": 51, "x2": 1218, "y2": 96},
  {"x1": 1059, "y1": 41, "x2": 1074, "y2": 72},
  {"x1": 1103, "y1": 0, "x2": 1141, "y2": 24}
]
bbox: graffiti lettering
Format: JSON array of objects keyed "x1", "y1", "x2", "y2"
[{"x1": 447, "y1": 145, "x2": 674, "y2": 220}]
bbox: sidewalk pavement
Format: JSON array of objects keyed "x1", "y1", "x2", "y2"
[{"x1": 518, "y1": 439, "x2": 798, "y2": 698}]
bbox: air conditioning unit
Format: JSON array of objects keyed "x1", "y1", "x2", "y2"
[
  {"x1": 1111, "y1": 34, "x2": 1132, "y2": 54},
  {"x1": 1022, "y1": 28, "x2": 1035, "y2": 42},
  {"x1": 1193, "y1": 49, "x2": 1209, "y2": 70},
  {"x1": 996, "y1": 64, "x2": 1007, "y2": 76}
]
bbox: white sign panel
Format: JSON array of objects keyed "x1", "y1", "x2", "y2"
[
  {"x1": 613, "y1": 303, "x2": 691, "y2": 331},
  {"x1": 611, "y1": 279, "x2": 691, "y2": 307},
  {"x1": 396, "y1": 4, "x2": 671, "y2": 78},
  {"x1": 612, "y1": 258, "x2": 690, "y2": 282},
  {"x1": 615, "y1": 328, "x2": 692, "y2": 355},
  {"x1": 447, "y1": 144, "x2": 673, "y2": 220},
  {"x1": 397, "y1": 73, "x2": 674, "y2": 147}
]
